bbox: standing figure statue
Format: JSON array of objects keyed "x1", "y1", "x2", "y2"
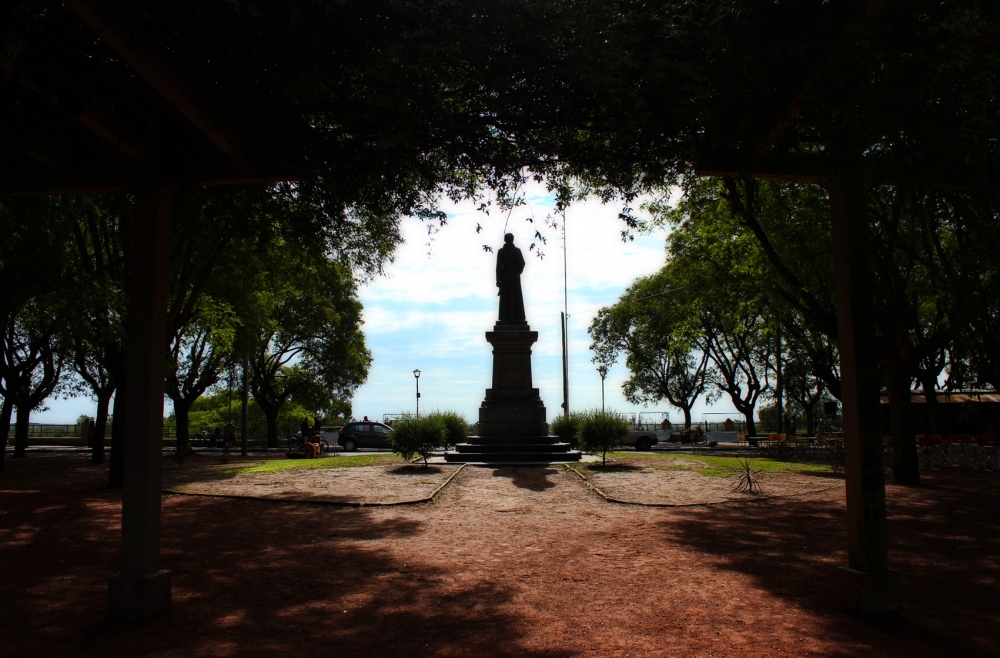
[{"x1": 496, "y1": 233, "x2": 526, "y2": 322}]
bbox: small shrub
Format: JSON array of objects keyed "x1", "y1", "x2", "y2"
[
  {"x1": 425, "y1": 411, "x2": 470, "y2": 447},
  {"x1": 578, "y1": 410, "x2": 630, "y2": 466},
  {"x1": 549, "y1": 413, "x2": 582, "y2": 447},
  {"x1": 390, "y1": 417, "x2": 447, "y2": 466}
]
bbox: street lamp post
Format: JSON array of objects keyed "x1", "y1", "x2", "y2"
[
  {"x1": 413, "y1": 369, "x2": 421, "y2": 418},
  {"x1": 597, "y1": 365, "x2": 608, "y2": 412}
]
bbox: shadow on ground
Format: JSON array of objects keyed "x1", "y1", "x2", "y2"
[
  {"x1": 660, "y1": 469, "x2": 1000, "y2": 657},
  {"x1": 388, "y1": 464, "x2": 444, "y2": 475},
  {"x1": 491, "y1": 466, "x2": 558, "y2": 491},
  {"x1": 0, "y1": 456, "x2": 567, "y2": 658},
  {"x1": 582, "y1": 463, "x2": 643, "y2": 473}
]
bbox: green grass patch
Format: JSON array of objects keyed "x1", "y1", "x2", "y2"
[
  {"x1": 579, "y1": 452, "x2": 831, "y2": 478},
  {"x1": 217, "y1": 453, "x2": 400, "y2": 476}
]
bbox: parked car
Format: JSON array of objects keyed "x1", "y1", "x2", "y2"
[
  {"x1": 629, "y1": 429, "x2": 663, "y2": 452},
  {"x1": 338, "y1": 421, "x2": 393, "y2": 451}
]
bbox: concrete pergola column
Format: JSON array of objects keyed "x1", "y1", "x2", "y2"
[
  {"x1": 108, "y1": 178, "x2": 173, "y2": 620},
  {"x1": 828, "y1": 178, "x2": 901, "y2": 614}
]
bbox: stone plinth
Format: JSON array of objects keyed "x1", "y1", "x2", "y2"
[{"x1": 446, "y1": 322, "x2": 580, "y2": 464}]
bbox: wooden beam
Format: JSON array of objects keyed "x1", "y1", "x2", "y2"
[
  {"x1": 64, "y1": 0, "x2": 243, "y2": 159},
  {"x1": 0, "y1": 160, "x2": 299, "y2": 196},
  {"x1": 695, "y1": 155, "x2": 996, "y2": 191},
  {"x1": 24, "y1": 150, "x2": 69, "y2": 172},
  {"x1": 0, "y1": 54, "x2": 146, "y2": 163},
  {"x1": 0, "y1": 170, "x2": 128, "y2": 196},
  {"x1": 194, "y1": 160, "x2": 301, "y2": 187},
  {"x1": 695, "y1": 154, "x2": 840, "y2": 182},
  {"x1": 828, "y1": 178, "x2": 901, "y2": 613},
  {"x1": 108, "y1": 176, "x2": 172, "y2": 620}
]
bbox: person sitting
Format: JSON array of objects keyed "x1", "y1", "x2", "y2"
[{"x1": 305, "y1": 432, "x2": 322, "y2": 458}]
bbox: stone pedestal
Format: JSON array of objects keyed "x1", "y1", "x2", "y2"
[{"x1": 446, "y1": 322, "x2": 580, "y2": 463}]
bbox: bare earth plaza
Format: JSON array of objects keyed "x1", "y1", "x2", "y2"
[{"x1": 2, "y1": 2, "x2": 1000, "y2": 657}]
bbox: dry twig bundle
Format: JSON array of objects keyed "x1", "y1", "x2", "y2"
[{"x1": 731, "y1": 455, "x2": 765, "y2": 495}]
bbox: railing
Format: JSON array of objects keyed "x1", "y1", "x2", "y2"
[
  {"x1": 383, "y1": 413, "x2": 418, "y2": 424},
  {"x1": 8, "y1": 423, "x2": 275, "y2": 442},
  {"x1": 738, "y1": 435, "x2": 1000, "y2": 474}
]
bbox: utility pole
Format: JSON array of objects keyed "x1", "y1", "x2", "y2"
[
  {"x1": 561, "y1": 312, "x2": 569, "y2": 417},
  {"x1": 413, "y1": 369, "x2": 421, "y2": 418},
  {"x1": 561, "y1": 209, "x2": 569, "y2": 417},
  {"x1": 598, "y1": 365, "x2": 608, "y2": 412}
]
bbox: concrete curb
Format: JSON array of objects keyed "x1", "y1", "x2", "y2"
[
  {"x1": 163, "y1": 463, "x2": 468, "y2": 508},
  {"x1": 562, "y1": 464, "x2": 839, "y2": 508}
]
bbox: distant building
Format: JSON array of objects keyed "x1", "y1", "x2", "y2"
[{"x1": 880, "y1": 390, "x2": 1000, "y2": 435}]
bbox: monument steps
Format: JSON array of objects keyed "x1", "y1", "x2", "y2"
[
  {"x1": 444, "y1": 446, "x2": 582, "y2": 463},
  {"x1": 460, "y1": 435, "x2": 574, "y2": 446},
  {"x1": 452, "y1": 440, "x2": 576, "y2": 454}
]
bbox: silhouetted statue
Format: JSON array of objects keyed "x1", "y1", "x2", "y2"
[{"x1": 496, "y1": 233, "x2": 526, "y2": 323}]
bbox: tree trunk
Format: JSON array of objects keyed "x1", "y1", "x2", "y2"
[
  {"x1": 240, "y1": 363, "x2": 249, "y2": 456},
  {"x1": 92, "y1": 389, "x2": 111, "y2": 465},
  {"x1": 921, "y1": 371, "x2": 942, "y2": 435},
  {"x1": 174, "y1": 398, "x2": 192, "y2": 457},
  {"x1": 681, "y1": 407, "x2": 692, "y2": 430},
  {"x1": 743, "y1": 412, "x2": 757, "y2": 437},
  {"x1": 888, "y1": 367, "x2": 920, "y2": 486},
  {"x1": 805, "y1": 406, "x2": 816, "y2": 437},
  {"x1": 108, "y1": 385, "x2": 126, "y2": 489},
  {"x1": 775, "y1": 333, "x2": 784, "y2": 437},
  {"x1": 264, "y1": 406, "x2": 279, "y2": 449},
  {"x1": 12, "y1": 404, "x2": 29, "y2": 458},
  {"x1": 0, "y1": 396, "x2": 12, "y2": 472}
]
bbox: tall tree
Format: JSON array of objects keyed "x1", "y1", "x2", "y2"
[
  {"x1": 165, "y1": 305, "x2": 234, "y2": 458},
  {"x1": 245, "y1": 250, "x2": 371, "y2": 447},
  {"x1": 0, "y1": 301, "x2": 64, "y2": 464},
  {"x1": 590, "y1": 271, "x2": 709, "y2": 429}
]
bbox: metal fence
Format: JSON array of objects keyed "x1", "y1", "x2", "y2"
[
  {"x1": 8, "y1": 423, "x2": 274, "y2": 443},
  {"x1": 742, "y1": 437, "x2": 1000, "y2": 474},
  {"x1": 383, "y1": 413, "x2": 418, "y2": 424}
]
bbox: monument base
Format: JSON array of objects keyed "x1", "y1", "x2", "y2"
[
  {"x1": 457, "y1": 321, "x2": 579, "y2": 463},
  {"x1": 837, "y1": 566, "x2": 902, "y2": 614},
  {"x1": 445, "y1": 436, "x2": 582, "y2": 463},
  {"x1": 108, "y1": 570, "x2": 172, "y2": 620}
]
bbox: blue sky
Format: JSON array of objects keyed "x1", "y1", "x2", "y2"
[{"x1": 37, "y1": 182, "x2": 744, "y2": 425}]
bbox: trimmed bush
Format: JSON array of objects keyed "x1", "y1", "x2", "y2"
[
  {"x1": 390, "y1": 416, "x2": 447, "y2": 466},
  {"x1": 425, "y1": 410, "x2": 470, "y2": 447},
  {"x1": 549, "y1": 413, "x2": 582, "y2": 447},
  {"x1": 578, "y1": 410, "x2": 631, "y2": 466}
]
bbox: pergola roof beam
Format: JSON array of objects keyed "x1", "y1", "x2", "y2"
[
  {"x1": 64, "y1": 0, "x2": 243, "y2": 160},
  {"x1": 0, "y1": 54, "x2": 146, "y2": 164},
  {"x1": 0, "y1": 159, "x2": 300, "y2": 197}
]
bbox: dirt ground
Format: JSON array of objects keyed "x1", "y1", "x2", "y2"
[
  {"x1": 2, "y1": 455, "x2": 999, "y2": 657},
  {"x1": 162, "y1": 459, "x2": 460, "y2": 505}
]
